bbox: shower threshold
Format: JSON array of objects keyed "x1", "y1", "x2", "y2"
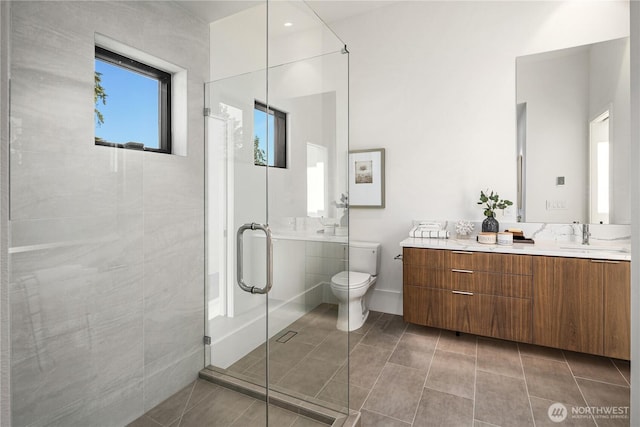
[{"x1": 199, "y1": 368, "x2": 360, "y2": 427}]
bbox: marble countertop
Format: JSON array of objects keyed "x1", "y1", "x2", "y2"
[{"x1": 400, "y1": 237, "x2": 631, "y2": 261}]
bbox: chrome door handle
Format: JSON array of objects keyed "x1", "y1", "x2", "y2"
[{"x1": 236, "y1": 223, "x2": 273, "y2": 294}]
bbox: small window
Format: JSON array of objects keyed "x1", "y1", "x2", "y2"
[
  {"x1": 254, "y1": 101, "x2": 287, "y2": 168},
  {"x1": 94, "y1": 46, "x2": 171, "y2": 153}
]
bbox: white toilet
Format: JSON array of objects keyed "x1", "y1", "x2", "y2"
[{"x1": 330, "y1": 241, "x2": 381, "y2": 331}]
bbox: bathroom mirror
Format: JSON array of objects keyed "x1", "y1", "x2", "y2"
[{"x1": 516, "y1": 37, "x2": 630, "y2": 224}]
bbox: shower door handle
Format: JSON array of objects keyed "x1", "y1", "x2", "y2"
[{"x1": 236, "y1": 223, "x2": 273, "y2": 294}]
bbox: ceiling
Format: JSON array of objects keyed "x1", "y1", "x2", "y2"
[{"x1": 177, "y1": 0, "x2": 396, "y2": 26}]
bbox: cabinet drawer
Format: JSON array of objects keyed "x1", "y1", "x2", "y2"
[
  {"x1": 403, "y1": 285, "x2": 451, "y2": 329},
  {"x1": 450, "y1": 251, "x2": 532, "y2": 275},
  {"x1": 450, "y1": 269, "x2": 532, "y2": 298},
  {"x1": 451, "y1": 292, "x2": 532, "y2": 342},
  {"x1": 404, "y1": 266, "x2": 450, "y2": 289},
  {"x1": 403, "y1": 247, "x2": 450, "y2": 268}
]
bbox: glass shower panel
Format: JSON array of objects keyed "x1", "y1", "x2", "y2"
[
  {"x1": 266, "y1": 50, "x2": 350, "y2": 412},
  {"x1": 205, "y1": 69, "x2": 268, "y2": 383},
  {"x1": 265, "y1": 3, "x2": 350, "y2": 413},
  {"x1": 204, "y1": 0, "x2": 349, "y2": 421}
]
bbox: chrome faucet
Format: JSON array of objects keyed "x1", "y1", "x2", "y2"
[{"x1": 582, "y1": 223, "x2": 590, "y2": 245}]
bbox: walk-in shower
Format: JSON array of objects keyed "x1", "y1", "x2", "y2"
[
  {"x1": 203, "y1": 0, "x2": 351, "y2": 422},
  {"x1": 4, "y1": 0, "x2": 349, "y2": 425}
]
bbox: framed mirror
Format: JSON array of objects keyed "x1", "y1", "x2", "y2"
[{"x1": 516, "y1": 37, "x2": 630, "y2": 224}]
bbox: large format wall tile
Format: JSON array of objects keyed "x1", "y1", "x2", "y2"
[{"x1": 9, "y1": 1, "x2": 207, "y2": 425}]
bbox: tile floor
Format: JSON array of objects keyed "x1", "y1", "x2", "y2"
[{"x1": 131, "y1": 304, "x2": 631, "y2": 426}]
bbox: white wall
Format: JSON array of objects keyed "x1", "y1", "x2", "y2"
[
  {"x1": 330, "y1": 0, "x2": 629, "y2": 314},
  {"x1": 7, "y1": 2, "x2": 208, "y2": 425}
]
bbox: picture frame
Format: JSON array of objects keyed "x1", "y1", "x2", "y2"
[{"x1": 349, "y1": 148, "x2": 385, "y2": 208}]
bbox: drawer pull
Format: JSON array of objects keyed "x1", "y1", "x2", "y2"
[
  {"x1": 452, "y1": 290, "x2": 474, "y2": 296},
  {"x1": 452, "y1": 269, "x2": 473, "y2": 274},
  {"x1": 591, "y1": 259, "x2": 621, "y2": 264},
  {"x1": 452, "y1": 251, "x2": 473, "y2": 255}
]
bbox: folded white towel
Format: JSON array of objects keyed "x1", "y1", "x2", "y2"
[{"x1": 410, "y1": 229, "x2": 450, "y2": 239}]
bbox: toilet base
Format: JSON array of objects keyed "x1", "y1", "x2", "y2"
[{"x1": 336, "y1": 298, "x2": 370, "y2": 332}]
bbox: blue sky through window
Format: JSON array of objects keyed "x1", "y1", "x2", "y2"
[
  {"x1": 95, "y1": 59, "x2": 159, "y2": 148},
  {"x1": 254, "y1": 108, "x2": 275, "y2": 166}
]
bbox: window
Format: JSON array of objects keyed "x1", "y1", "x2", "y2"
[
  {"x1": 94, "y1": 46, "x2": 171, "y2": 153},
  {"x1": 254, "y1": 101, "x2": 287, "y2": 168}
]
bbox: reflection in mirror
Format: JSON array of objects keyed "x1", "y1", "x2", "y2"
[{"x1": 516, "y1": 37, "x2": 630, "y2": 224}]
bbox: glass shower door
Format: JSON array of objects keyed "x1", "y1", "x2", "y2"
[{"x1": 204, "y1": 0, "x2": 350, "y2": 421}]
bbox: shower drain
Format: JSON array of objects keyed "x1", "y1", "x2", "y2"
[{"x1": 275, "y1": 330, "x2": 298, "y2": 343}]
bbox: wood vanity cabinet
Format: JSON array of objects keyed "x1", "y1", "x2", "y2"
[
  {"x1": 403, "y1": 248, "x2": 533, "y2": 343},
  {"x1": 533, "y1": 256, "x2": 630, "y2": 359}
]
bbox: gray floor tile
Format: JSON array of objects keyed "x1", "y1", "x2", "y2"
[
  {"x1": 145, "y1": 381, "x2": 194, "y2": 425},
  {"x1": 518, "y1": 342, "x2": 565, "y2": 362},
  {"x1": 126, "y1": 415, "x2": 163, "y2": 427},
  {"x1": 436, "y1": 331, "x2": 477, "y2": 356},
  {"x1": 338, "y1": 343, "x2": 391, "y2": 389},
  {"x1": 185, "y1": 379, "x2": 218, "y2": 411},
  {"x1": 388, "y1": 333, "x2": 436, "y2": 371},
  {"x1": 530, "y1": 396, "x2": 596, "y2": 427},
  {"x1": 413, "y1": 388, "x2": 473, "y2": 427},
  {"x1": 522, "y1": 355, "x2": 586, "y2": 405},
  {"x1": 575, "y1": 378, "x2": 630, "y2": 427},
  {"x1": 269, "y1": 340, "x2": 316, "y2": 365},
  {"x1": 425, "y1": 350, "x2": 476, "y2": 399},
  {"x1": 229, "y1": 400, "x2": 298, "y2": 427},
  {"x1": 474, "y1": 370, "x2": 534, "y2": 426},
  {"x1": 363, "y1": 363, "x2": 427, "y2": 423},
  {"x1": 404, "y1": 323, "x2": 441, "y2": 338},
  {"x1": 612, "y1": 359, "x2": 631, "y2": 385},
  {"x1": 360, "y1": 327, "x2": 402, "y2": 350},
  {"x1": 243, "y1": 358, "x2": 292, "y2": 384},
  {"x1": 477, "y1": 337, "x2": 523, "y2": 379},
  {"x1": 359, "y1": 409, "x2": 412, "y2": 427},
  {"x1": 314, "y1": 378, "x2": 367, "y2": 411},
  {"x1": 277, "y1": 356, "x2": 341, "y2": 398},
  {"x1": 143, "y1": 309, "x2": 632, "y2": 427},
  {"x1": 291, "y1": 324, "x2": 334, "y2": 346},
  {"x1": 564, "y1": 351, "x2": 627, "y2": 386},
  {"x1": 307, "y1": 330, "x2": 349, "y2": 363},
  {"x1": 177, "y1": 386, "x2": 256, "y2": 427}
]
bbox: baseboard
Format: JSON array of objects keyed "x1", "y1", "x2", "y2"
[{"x1": 368, "y1": 289, "x2": 403, "y2": 316}]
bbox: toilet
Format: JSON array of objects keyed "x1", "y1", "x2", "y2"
[{"x1": 330, "y1": 241, "x2": 381, "y2": 331}]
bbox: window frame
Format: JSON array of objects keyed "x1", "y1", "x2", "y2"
[
  {"x1": 94, "y1": 46, "x2": 172, "y2": 154},
  {"x1": 254, "y1": 101, "x2": 287, "y2": 168}
]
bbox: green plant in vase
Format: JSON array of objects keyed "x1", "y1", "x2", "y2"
[{"x1": 478, "y1": 190, "x2": 513, "y2": 232}]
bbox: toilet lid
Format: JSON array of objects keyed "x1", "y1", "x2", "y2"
[{"x1": 331, "y1": 271, "x2": 371, "y2": 287}]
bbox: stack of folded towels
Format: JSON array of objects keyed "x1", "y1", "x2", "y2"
[{"x1": 409, "y1": 222, "x2": 450, "y2": 239}]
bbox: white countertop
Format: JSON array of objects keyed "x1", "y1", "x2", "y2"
[
  {"x1": 400, "y1": 237, "x2": 631, "y2": 261},
  {"x1": 269, "y1": 229, "x2": 348, "y2": 244}
]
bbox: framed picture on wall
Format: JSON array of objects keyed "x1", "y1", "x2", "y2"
[{"x1": 349, "y1": 148, "x2": 385, "y2": 208}]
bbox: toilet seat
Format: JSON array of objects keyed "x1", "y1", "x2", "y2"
[{"x1": 331, "y1": 271, "x2": 371, "y2": 289}]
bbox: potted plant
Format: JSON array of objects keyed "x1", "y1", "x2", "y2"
[{"x1": 478, "y1": 190, "x2": 513, "y2": 232}]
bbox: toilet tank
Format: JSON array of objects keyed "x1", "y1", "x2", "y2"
[{"x1": 348, "y1": 241, "x2": 381, "y2": 275}]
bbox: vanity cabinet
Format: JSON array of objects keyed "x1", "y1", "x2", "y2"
[
  {"x1": 533, "y1": 256, "x2": 630, "y2": 359},
  {"x1": 402, "y1": 248, "x2": 533, "y2": 343}
]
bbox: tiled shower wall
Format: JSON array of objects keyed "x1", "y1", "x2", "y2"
[{"x1": 7, "y1": 2, "x2": 208, "y2": 425}]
